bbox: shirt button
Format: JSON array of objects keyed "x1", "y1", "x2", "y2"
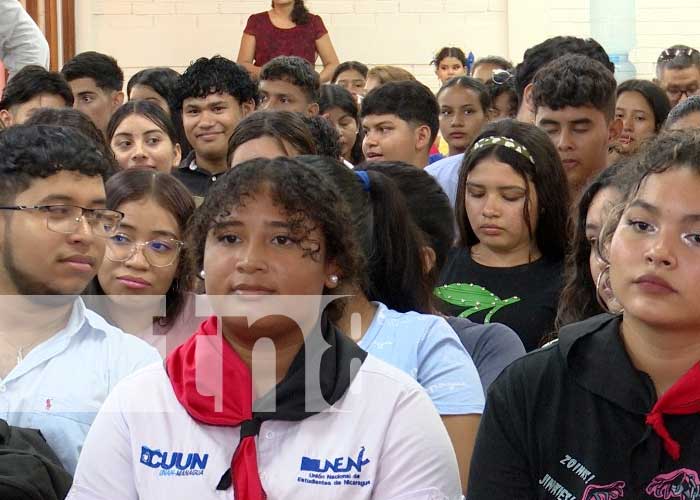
[
  {"x1": 265, "y1": 431, "x2": 274, "y2": 439},
  {"x1": 212, "y1": 176, "x2": 217, "y2": 182},
  {"x1": 259, "y1": 471, "x2": 267, "y2": 481},
  {"x1": 189, "y1": 164, "x2": 197, "y2": 171},
  {"x1": 0, "y1": 385, "x2": 6, "y2": 393}
]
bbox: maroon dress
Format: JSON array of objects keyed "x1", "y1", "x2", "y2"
[{"x1": 243, "y1": 12, "x2": 328, "y2": 67}]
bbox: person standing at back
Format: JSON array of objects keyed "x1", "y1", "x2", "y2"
[{"x1": 237, "y1": 0, "x2": 339, "y2": 83}]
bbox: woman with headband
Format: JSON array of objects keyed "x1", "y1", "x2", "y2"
[{"x1": 436, "y1": 119, "x2": 570, "y2": 351}]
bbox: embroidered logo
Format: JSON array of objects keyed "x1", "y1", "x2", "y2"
[
  {"x1": 434, "y1": 283, "x2": 520, "y2": 322},
  {"x1": 139, "y1": 445, "x2": 209, "y2": 477},
  {"x1": 646, "y1": 469, "x2": 700, "y2": 500},
  {"x1": 581, "y1": 481, "x2": 626, "y2": 500},
  {"x1": 297, "y1": 447, "x2": 371, "y2": 487}
]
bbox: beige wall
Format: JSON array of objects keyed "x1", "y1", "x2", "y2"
[{"x1": 74, "y1": 0, "x2": 700, "y2": 91}]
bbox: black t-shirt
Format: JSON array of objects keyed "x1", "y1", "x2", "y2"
[
  {"x1": 436, "y1": 247, "x2": 564, "y2": 351},
  {"x1": 468, "y1": 313, "x2": 700, "y2": 500},
  {"x1": 171, "y1": 151, "x2": 221, "y2": 199}
]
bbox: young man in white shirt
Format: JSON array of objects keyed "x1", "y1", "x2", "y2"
[{"x1": 0, "y1": 124, "x2": 160, "y2": 473}]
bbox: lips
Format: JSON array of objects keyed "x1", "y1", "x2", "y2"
[
  {"x1": 448, "y1": 132, "x2": 467, "y2": 140},
  {"x1": 618, "y1": 135, "x2": 633, "y2": 145},
  {"x1": 116, "y1": 275, "x2": 152, "y2": 290},
  {"x1": 196, "y1": 131, "x2": 223, "y2": 141},
  {"x1": 561, "y1": 159, "x2": 580, "y2": 170},
  {"x1": 61, "y1": 255, "x2": 96, "y2": 272},
  {"x1": 479, "y1": 224, "x2": 504, "y2": 235},
  {"x1": 232, "y1": 284, "x2": 276, "y2": 295},
  {"x1": 365, "y1": 152, "x2": 383, "y2": 160},
  {"x1": 633, "y1": 274, "x2": 677, "y2": 294}
]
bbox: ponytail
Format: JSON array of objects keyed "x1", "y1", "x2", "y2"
[{"x1": 291, "y1": 0, "x2": 310, "y2": 25}]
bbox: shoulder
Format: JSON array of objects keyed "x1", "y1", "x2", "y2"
[
  {"x1": 245, "y1": 12, "x2": 268, "y2": 26},
  {"x1": 355, "y1": 354, "x2": 427, "y2": 398},
  {"x1": 87, "y1": 311, "x2": 160, "y2": 358},
  {"x1": 105, "y1": 362, "x2": 173, "y2": 411},
  {"x1": 425, "y1": 153, "x2": 464, "y2": 179},
  {"x1": 447, "y1": 316, "x2": 524, "y2": 354},
  {"x1": 308, "y1": 13, "x2": 327, "y2": 29}
]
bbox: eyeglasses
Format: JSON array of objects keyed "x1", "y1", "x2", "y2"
[
  {"x1": 665, "y1": 86, "x2": 700, "y2": 100},
  {"x1": 492, "y1": 69, "x2": 514, "y2": 85},
  {"x1": 106, "y1": 234, "x2": 184, "y2": 267},
  {"x1": 0, "y1": 205, "x2": 123, "y2": 237}
]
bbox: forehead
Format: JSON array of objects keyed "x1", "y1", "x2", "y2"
[
  {"x1": 118, "y1": 198, "x2": 180, "y2": 233},
  {"x1": 113, "y1": 113, "x2": 163, "y2": 135},
  {"x1": 183, "y1": 92, "x2": 239, "y2": 107},
  {"x1": 14, "y1": 170, "x2": 105, "y2": 204},
  {"x1": 633, "y1": 168, "x2": 700, "y2": 213},
  {"x1": 616, "y1": 90, "x2": 653, "y2": 112},
  {"x1": 660, "y1": 66, "x2": 700, "y2": 86},
  {"x1": 259, "y1": 78, "x2": 306, "y2": 96},
  {"x1": 439, "y1": 85, "x2": 480, "y2": 104},
  {"x1": 14, "y1": 93, "x2": 67, "y2": 111},
  {"x1": 587, "y1": 187, "x2": 621, "y2": 223},
  {"x1": 130, "y1": 84, "x2": 162, "y2": 99},
  {"x1": 231, "y1": 136, "x2": 289, "y2": 166},
  {"x1": 68, "y1": 77, "x2": 105, "y2": 94},
  {"x1": 336, "y1": 69, "x2": 365, "y2": 81},
  {"x1": 468, "y1": 157, "x2": 527, "y2": 186},
  {"x1": 440, "y1": 57, "x2": 464, "y2": 67},
  {"x1": 535, "y1": 105, "x2": 607, "y2": 125},
  {"x1": 668, "y1": 111, "x2": 700, "y2": 130},
  {"x1": 361, "y1": 113, "x2": 408, "y2": 127}
]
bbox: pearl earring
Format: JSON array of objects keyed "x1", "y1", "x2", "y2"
[
  {"x1": 199, "y1": 270, "x2": 206, "y2": 280},
  {"x1": 329, "y1": 275, "x2": 339, "y2": 286}
]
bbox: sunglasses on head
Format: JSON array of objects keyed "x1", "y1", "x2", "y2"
[{"x1": 658, "y1": 47, "x2": 697, "y2": 62}]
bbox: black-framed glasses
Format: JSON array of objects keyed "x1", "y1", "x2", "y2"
[
  {"x1": 492, "y1": 69, "x2": 514, "y2": 85},
  {"x1": 106, "y1": 235, "x2": 184, "y2": 267},
  {"x1": 658, "y1": 47, "x2": 697, "y2": 62},
  {"x1": 0, "y1": 205, "x2": 123, "y2": 237}
]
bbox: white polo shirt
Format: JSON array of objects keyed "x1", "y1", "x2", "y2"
[
  {"x1": 67, "y1": 355, "x2": 463, "y2": 500},
  {"x1": 0, "y1": 298, "x2": 161, "y2": 473}
]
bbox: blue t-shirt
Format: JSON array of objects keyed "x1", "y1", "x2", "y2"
[{"x1": 358, "y1": 302, "x2": 484, "y2": 415}]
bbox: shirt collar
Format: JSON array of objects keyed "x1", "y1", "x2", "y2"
[
  {"x1": 178, "y1": 151, "x2": 214, "y2": 177},
  {"x1": 558, "y1": 313, "x2": 656, "y2": 414}
]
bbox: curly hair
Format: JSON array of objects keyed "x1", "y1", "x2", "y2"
[
  {"x1": 61, "y1": 51, "x2": 124, "y2": 91},
  {"x1": 260, "y1": 56, "x2": 321, "y2": 104},
  {"x1": 664, "y1": 95, "x2": 700, "y2": 130},
  {"x1": 0, "y1": 124, "x2": 115, "y2": 204},
  {"x1": 532, "y1": 53, "x2": 617, "y2": 121},
  {"x1": 174, "y1": 56, "x2": 257, "y2": 112},
  {"x1": 187, "y1": 157, "x2": 363, "y2": 320}
]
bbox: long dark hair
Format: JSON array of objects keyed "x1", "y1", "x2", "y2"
[
  {"x1": 228, "y1": 111, "x2": 316, "y2": 162},
  {"x1": 299, "y1": 156, "x2": 434, "y2": 313},
  {"x1": 456, "y1": 119, "x2": 569, "y2": 261},
  {"x1": 272, "y1": 0, "x2": 310, "y2": 24},
  {"x1": 90, "y1": 169, "x2": 196, "y2": 328},
  {"x1": 319, "y1": 84, "x2": 364, "y2": 165},
  {"x1": 616, "y1": 79, "x2": 671, "y2": 132}
]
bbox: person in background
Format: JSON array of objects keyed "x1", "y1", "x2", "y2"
[
  {"x1": 171, "y1": 56, "x2": 256, "y2": 197},
  {"x1": 432, "y1": 47, "x2": 469, "y2": 85},
  {"x1": 437, "y1": 76, "x2": 490, "y2": 158},
  {"x1": 533, "y1": 54, "x2": 621, "y2": 197},
  {"x1": 127, "y1": 67, "x2": 190, "y2": 158},
  {"x1": 361, "y1": 80, "x2": 439, "y2": 168},
  {"x1": 437, "y1": 120, "x2": 569, "y2": 351},
  {"x1": 106, "y1": 101, "x2": 182, "y2": 174},
  {"x1": 258, "y1": 55, "x2": 320, "y2": 115},
  {"x1": 357, "y1": 161, "x2": 526, "y2": 390},
  {"x1": 0, "y1": 65, "x2": 73, "y2": 127},
  {"x1": 331, "y1": 60, "x2": 368, "y2": 100},
  {"x1": 611, "y1": 79, "x2": 670, "y2": 159},
  {"x1": 68, "y1": 157, "x2": 462, "y2": 500},
  {"x1": 0, "y1": 125, "x2": 160, "y2": 473},
  {"x1": 555, "y1": 161, "x2": 638, "y2": 329},
  {"x1": 364, "y1": 65, "x2": 416, "y2": 94},
  {"x1": 301, "y1": 114, "x2": 342, "y2": 159},
  {"x1": 471, "y1": 55, "x2": 513, "y2": 84},
  {"x1": 237, "y1": 0, "x2": 339, "y2": 83},
  {"x1": 0, "y1": 0, "x2": 49, "y2": 78},
  {"x1": 655, "y1": 44, "x2": 700, "y2": 108},
  {"x1": 61, "y1": 51, "x2": 125, "y2": 137},
  {"x1": 319, "y1": 84, "x2": 364, "y2": 165},
  {"x1": 88, "y1": 168, "x2": 198, "y2": 357},
  {"x1": 486, "y1": 73, "x2": 518, "y2": 120},
  {"x1": 468, "y1": 130, "x2": 700, "y2": 500},
  {"x1": 514, "y1": 36, "x2": 614, "y2": 124},
  {"x1": 664, "y1": 95, "x2": 700, "y2": 130},
  {"x1": 228, "y1": 110, "x2": 316, "y2": 167}
]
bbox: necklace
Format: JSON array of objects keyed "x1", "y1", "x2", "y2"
[{"x1": 0, "y1": 335, "x2": 45, "y2": 367}]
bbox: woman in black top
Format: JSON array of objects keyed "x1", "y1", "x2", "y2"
[
  {"x1": 436, "y1": 119, "x2": 569, "y2": 350},
  {"x1": 469, "y1": 130, "x2": 700, "y2": 499}
]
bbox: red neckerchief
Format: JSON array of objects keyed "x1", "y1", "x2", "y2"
[{"x1": 645, "y1": 362, "x2": 700, "y2": 460}]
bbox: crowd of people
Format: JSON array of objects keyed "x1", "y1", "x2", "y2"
[{"x1": 1, "y1": 0, "x2": 700, "y2": 498}]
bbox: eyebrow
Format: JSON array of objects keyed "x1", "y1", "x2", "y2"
[
  {"x1": 569, "y1": 118, "x2": 594, "y2": 126},
  {"x1": 77, "y1": 91, "x2": 96, "y2": 97},
  {"x1": 211, "y1": 220, "x2": 292, "y2": 230},
  {"x1": 629, "y1": 198, "x2": 700, "y2": 222},
  {"x1": 466, "y1": 182, "x2": 526, "y2": 191},
  {"x1": 36, "y1": 194, "x2": 106, "y2": 206}
]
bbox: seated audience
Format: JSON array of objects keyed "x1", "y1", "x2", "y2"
[
  {"x1": 436, "y1": 119, "x2": 569, "y2": 351},
  {"x1": 67, "y1": 157, "x2": 462, "y2": 499},
  {"x1": 331, "y1": 60, "x2": 368, "y2": 99},
  {"x1": 364, "y1": 65, "x2": 415, "y2": 93},
  {"x1": 258, "y1": 55, "x2": 320, "y2": 115},
  {"x1": 302, "y1": 114, "x2": 342, "y2": 159},
  {"x1": 655, "y1": 44, "x2": 700, "y2": 108},
  {"x1": 664, "y1": 94, "x2": 700, "y2": 130},
  {"x1": 471, "y1": 55, "x2": 513, "y2": 83},
  {"x1": 107, "y1": 101, "x2": 182, "y2": 173},
  {"x1": 319, "y1": 84, "x2": 364, "y2": 165},
  {"x1": 437, "y1": 76, "x2": 490, "y2": 157},
  {"x1": 432, "y1": 47, "x2": 469, "y2": 85},
  {"x1": 0, "y1": 125, "x2": 160, "y2": 473},
  {"x1": 486, "y1": 75, "x2": 518, "y2": 120}
]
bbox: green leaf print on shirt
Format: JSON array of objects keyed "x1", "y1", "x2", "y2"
[{"x1": 435, "y1": 283, "x2": 521, "y2": 323}]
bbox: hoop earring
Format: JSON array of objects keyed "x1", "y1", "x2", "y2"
[{"x1": 595, "y1": 265, "x2": 623, "y2": 315}]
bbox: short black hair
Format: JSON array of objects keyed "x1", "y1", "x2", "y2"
[
  {"x1": 485, "y1": 78, "x2": 518, "y2": 118},
  {"x1": 515, "y1": 36, "x2": 613, "y2": 102},
  {"x1": 0, "y1": 65, "x2": 73, "y2": 110},
  {"x1": 61, "y1": 51, "x2": 124, "y2": 92},
  {"x1": 260, "y1": 56, "x2": 321, "y2": 104},
  {"x1": 331, "y1": 61, "x2": 369, "y2": 83},
  {"x1": 0, "y1": 124, "x2": 114, "y2": 204},
  {"x1": 360, "y1": 80, "x2": 440, "y2": 143},
  {"x1": 532, "y1": 54, "x2": 617, "y2": 121},
  {"x1": 175, "y1": 56, "x2": 257, "y2": 112},
  {"x1": 301, "y1": 115, "x2": 342, "y2": 159},
  {"x1": 616, "y1": 79, "x2": 671, "y2": 131},
  {"x1": 472, "y1": 56, "x2": 513, "y2": 73},
  {"x1": 665, "y1": 95, "x2": 700, "y2": 129},
  {"x1": 127, "y1": 67, "x2": 180, "y2": 113},
  {"x1": 437, "y1": 76, "x2": 491, "y2": 114},
  {"x1": 656, "y1": 44, "x2": 700, "y2": 78}
]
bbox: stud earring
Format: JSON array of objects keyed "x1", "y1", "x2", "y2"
[
  {"x1": 328, "y1": 275, "x2": 339, "y2": 286},
  {"x1": 198, "y1": 269, "x2": 206, "y2": 280}
]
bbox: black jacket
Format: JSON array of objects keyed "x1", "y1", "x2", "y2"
[{"x1": 468, "y1": 313, "x2": 700, "y2": 500}]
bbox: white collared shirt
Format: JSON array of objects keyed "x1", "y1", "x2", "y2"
[
  {"x1": 0, "y1": 0, "x2": 50, "y2": 78},
  {"x1": 0, "y1": 298, "x2": 161, "y2": 473},
  {"x1": 67, "y1": 355, "x2": 463, "y2": 500}
]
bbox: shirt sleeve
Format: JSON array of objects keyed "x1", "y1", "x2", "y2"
[
  {"x1": 66, "y1": 385, "x2": 139, "y2": 500},
  {"x1": 0, "y1": 0, "x2": 49, "y2": 78},
  {"x1": 467, "y1": 362, "x2": 535, "y2": 499},
  {"x1": 371, "y1": 385, "x2": 463, "y2": 499},
  {"x1": 310, "y1": 14, "x2": 328, "y2": 40},
  {"x1": 243, "y1": 13, "x2": 261, "y2": 36},
  {"x1": 417, "y1": 316, "x2": 485, "y2": 415},
  {"x1": 106, "y1": 332, "x2": 162, "y2": 392},
  {"x1": 468, "y1": 322, "x2": 526, "y2": 391}
]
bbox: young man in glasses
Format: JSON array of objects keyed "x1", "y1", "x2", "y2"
[
  {"x1": 655, "y1": 44, "x2": 700, "y2": 108},
  {"x1": 0, "y1": 124, "x2": 160, "y2": 473}
]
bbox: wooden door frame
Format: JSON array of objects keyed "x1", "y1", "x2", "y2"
[{"x1": 22, "y1": 0, "x2": 76, "y2": 70}]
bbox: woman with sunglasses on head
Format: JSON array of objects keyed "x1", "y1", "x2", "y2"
[
  {"x1": 436, "y1": 119, "x2": 570, "y2": 351},
  {"x1": 88, "y1": 168, "x2": 198, "y2": 357},
  {"x1": 469, "y1": 129, "x2": 700, "y2": 500},
  {"x1": 68, "y1": 157, "x2": 462, "y2": 500}
]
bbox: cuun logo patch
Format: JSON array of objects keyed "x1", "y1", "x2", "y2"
[{"x1": 140, "y1": 445, "x2": 209, "y2": 477}]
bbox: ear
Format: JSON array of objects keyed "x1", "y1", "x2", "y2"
[
  {"x1": 420, "y1": 246, "x2": 437, "y2": 275},
  {"x1": 241, "y1": 99, "x2": 255, "y2": 116},
  {"x1": 172, "y1": 143, "x2": 182, "y2": 168},
  {"x1": 517, "y1": 83, "x2": 536, "y2": 123},
  {"x1": 608, "y1": 117, "x2": 623, "y2": 142},
  {"x1": 113, "y1": 91, "x2": 125, "y2": 111},
  {"x1": 0, "y1": 109, "x2": 14, "y2": 128},
  {"x1": 308, "y1": 102, "x2": 320, "y2": 116},
  {"x1": 414, "y1": 124, "x2": 432, "y2": 152}
]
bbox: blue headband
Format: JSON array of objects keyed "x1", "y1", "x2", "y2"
[{"x1": 355, "y1": 171, "x2": 371, "y2": 192}]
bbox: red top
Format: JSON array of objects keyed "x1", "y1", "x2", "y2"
[{"x1": 243, "y1": 12, "x2": 327, "y2": 67}]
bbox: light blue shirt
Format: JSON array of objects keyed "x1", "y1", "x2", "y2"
[
  {"x1": 425, "y1": 153, "x2": 464, "y2": 209},
  {"x1": 0, "y1": 298, "x2": 161, "y2": 473},
  {"x1": 358, "y1": 302, "x2": 484, "y2": 415}
]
